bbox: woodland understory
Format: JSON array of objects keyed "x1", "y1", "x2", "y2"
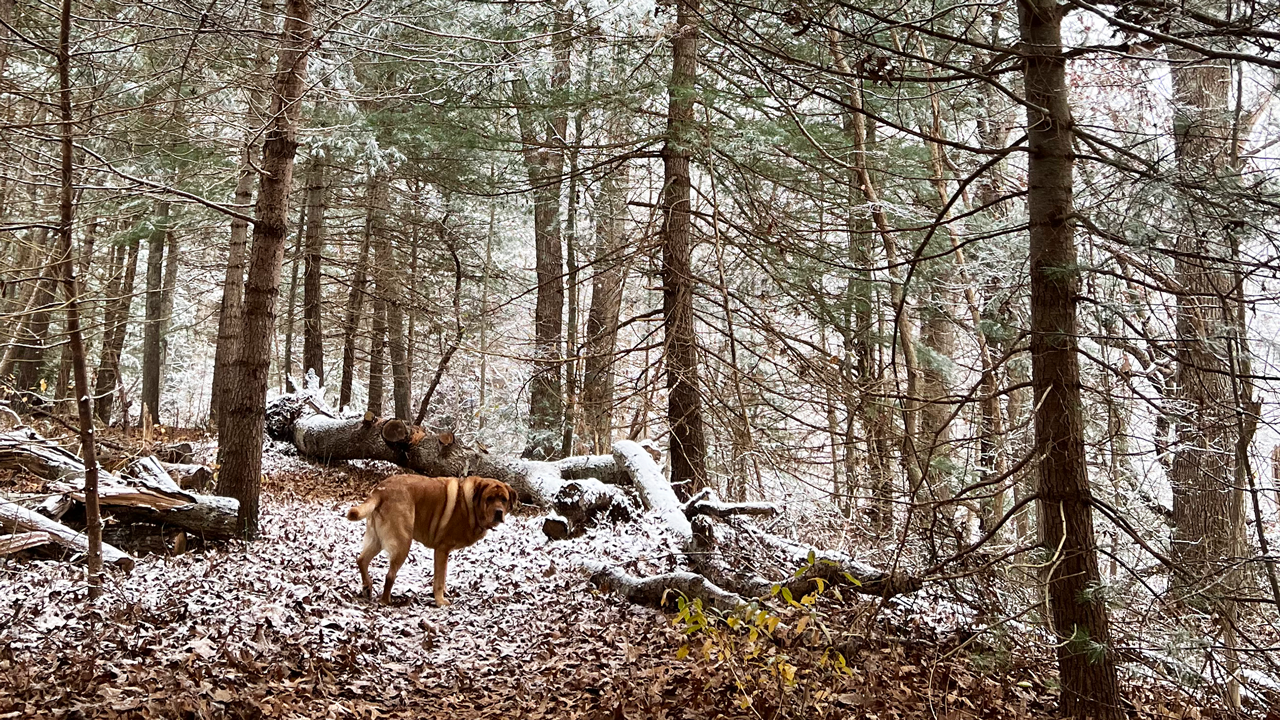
[
  {"x1": 3, "y1": 0, "x2": 1280, "y2": 717},
  {"x1": 0, "y1": 429, "x2": 1270, "y2": 720}
]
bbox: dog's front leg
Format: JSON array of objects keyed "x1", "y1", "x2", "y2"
[{"x1": 433, "y1": 549, "x2": 451, "y2": 607}]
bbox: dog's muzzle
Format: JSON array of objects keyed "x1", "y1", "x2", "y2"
[{"x1": 493, "y1": 509, "x2": 504, "y2": 524}]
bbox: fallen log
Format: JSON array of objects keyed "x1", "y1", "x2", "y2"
[
  {"x1": 159, "y1": 462, "x2": 214, "y2": 492},
  {"x1": 683, "y1": 489, "x2": 778, "y2": 520},
  {"x1": 587, "y1": 563, "x2": 744, "y2": 612},
  {"x1": 613, "y1": 439, "x2": 691, "y2": 544},
  {"x1": 267, "y1": 393, "x2": 636, "y2": 523},
  {"x1": 0, "y1": 499, "x2": 134, "y2": 571},
  {"x1": 0, "y1": 530, "x2": 53, "y2": 556},
  {"x1": 741, "y1": 522, "x2": 924, "y2": 598},
  {"x1": 0, "y1": 429, "x2": 241, "y2": 541},
  {"x1": 555, "y1": 454, "x2": 627, "y2": 485},
  {"x1": 541, "y1": 481, "x2": 636, "y2": 540},
  {"x1": 266, "y1": 392, "x2": 532, "y2": 491}
]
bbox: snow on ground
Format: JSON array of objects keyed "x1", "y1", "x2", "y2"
[{"x1": 0, "y1": 490, "x2": 704, "y2": 719}]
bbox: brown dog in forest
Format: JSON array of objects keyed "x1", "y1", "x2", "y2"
[{"x1": 346, "y1": 474, "x2": 518, "y2": 606}]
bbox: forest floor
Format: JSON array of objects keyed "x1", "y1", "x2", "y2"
[{"x1": 0, "y1": 438, "x2": 1264, "y2": 719}]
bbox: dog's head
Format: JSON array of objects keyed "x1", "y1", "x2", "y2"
[{"x1": 472, "y1": 477, "x2": 518, "y2": 529}]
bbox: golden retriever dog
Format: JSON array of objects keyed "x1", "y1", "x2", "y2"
[{"x1": 346, "y1": 474, "x2": 517, "y2": 606}]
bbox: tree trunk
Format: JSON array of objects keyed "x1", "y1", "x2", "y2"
[
  {"x1": 55, "y1": 0, "x2": 104, "y2": 597},
  {"x1": 659, "y1": 0, "x2": 709, "y2": 499},
  {"x1": 581, "y1": 162, "x2": 630, "y2": 454},
  {"x1": 211, "y1": 0, "x2": 274, "y2": 428},
  {"x1": 366, "y1": 172, "x2": 390, "y2": 416},
  {"x1": 215, "y1": 0, "x2": 314, "y2": 539},
  {"x1": 302, "y1": 151, "x2": 328, "y2": 384},
  {"x1": 380, "y1": 223, "x2": 411, "y2": 422},
  {"x1": 513, "y1": 0, "x2": 570, "y2": 460},
  {"x1": 339, "y1": 216, "x2": 372, "y2": 412},
  {"x1": 211, "y1": 156, "x2": 254, "y2": 428},
  {"x1": 141, "y1": 200, "x2": 170, "y2": 426},
  {"x1": 561, "y1": 112, "x2": 584, "y2": 457},
  {"x1": 159, "y1": 218, "x2": 180, "y2": 400},
  {"x1": 282, "y1": 202, "x2": 306, "y2": 388},
  {"x1": 94, "y1": 233, "x2": 140, "y2": 425},
  {"x1": 1167, "y1": 45, "x2": 1245, "y2": 602},
  {"x1": 1019, "y1": 1, "x2": 1124, "y2": 716},
  {"x1": 10, "y1": 236, "x2": 55, "y2": 393}
]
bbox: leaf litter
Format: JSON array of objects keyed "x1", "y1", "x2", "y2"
[{"x1": 0, "y1": 457, "x2": 1264, "y2": 718}]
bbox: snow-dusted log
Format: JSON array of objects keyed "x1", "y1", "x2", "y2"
[
  {"x1": 541, "y1": 480, "x2": 636, "y2": 540},
  {"x1": 741, "y1": 523, "x2": 923, "y2": 598},
  {"x1": 0, "y1": 429, "x2": 240, "y2": 541},
  {"x1": 266, "y1": 393, "x2": 535, "y2": 492},
  {"x1": 613, "y1": 439, "x2": 691, "y2": 544},
  {"x1": 0, "y1": 530, "x2": 53, "y2": 556},
  {"x1": 0, "y1": 428, "x2": 89, "y2": 481},
  {"x1": 0, "y1": 499, "x2": 134, "y2": 570},
  {"x1": 683, "y1": 489, "x2": 778, "y2": 520},
  {"x1": 267, "y1": 394, "x2": 637, "y2": 526},
  {"x1": 159, "y1": 462, "x2": 214, "y2": 492},
  {"x1": 555, "y1": 454, "x2": 626, "y2": 484},
  {"x1": 587, "y1": 563, "x2": 744, "y2": 612}
]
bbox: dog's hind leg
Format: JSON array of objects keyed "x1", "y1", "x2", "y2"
[
  {"x1": 356, "y1": 525, "x2": 382, "y2": 600},
  {"x1": 380, "y1": 536, "x2": 411, "y2": 605}
]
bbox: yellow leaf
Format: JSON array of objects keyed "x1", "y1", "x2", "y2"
[
  {"x1": 737, "y1": 695, "x2": 752, "y2": 709},
  {"x1": 795, "y1": 615, "x2": 811, "y2": 635},
  {"x1": 726, "y1": 616, "x2": 740, "y2": 629},
  {"x1": 676, "y1": 645, "x2": 689, "y2": 660}
]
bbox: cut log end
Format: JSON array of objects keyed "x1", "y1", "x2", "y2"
[
  {"x1": 542, "y1": 514, "x2": 579, "y2": 541},
  {"x1": 380, "y1": 418, "x2": 410, "y2": 445}
]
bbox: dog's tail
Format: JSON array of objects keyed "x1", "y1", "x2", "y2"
[{"x1": 346, "y1": 496, "x2": 380, "y2": 522}]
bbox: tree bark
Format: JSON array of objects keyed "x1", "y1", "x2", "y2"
[
  {"x1": 212, "y1": 156, "x2": 254, "y2": 428},
  {"x1": 94, "y1": 233, "x2": 140, "y2": 425},
  {"x1": 660, "y1": 0, "x2": 709, "y2": 499},
  {"x1": 513, "y1": 0, "x2": 570, "y2": 459},
  {"x1": 55, "y1": 0, "x2": 105, "y2": 597},
  {"x1": 211, "y1": 0, "x2": 274, "y2": 428},
  {"x1": 10, "y1": 247, "x2": 54, "y2": 393},
  {"x1": 302, "y1": 151, "x2": 328, "y2": 384},
  {"x1": 159, "y1": 217, "x2": 180, "y2": 400},
  {"x1": 215, "y1": 0, "x2": 314, "y2": 539},
  {"x1": 141, "y1": 200, "x2": 170, "y2": 426},
  {"x1": 1019, "y1": 0, "x2": 1124, "y2": 716},
  {"x1": 339, "y1": 219, "x2": 372, "y2": 412},
  {"x1": 374, "y1": 200, "x2": 411, "y2": 422},
  {"x1": 581, "y1": 162, "x2": 630, "y2": 454},
  {"x1": 366, "y1": 171, "x2": 390, "y2": 416},
  {"x1": 1167, "y1": 43, "x2": 1245, "y2": 602}
]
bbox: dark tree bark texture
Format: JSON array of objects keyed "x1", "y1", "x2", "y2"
[
  {"x1": 141, "y1": 200, "x2": 169, "y2": 426},
  {"x1": 215, "y1": 0, "x2": 314, "y2": 539},
  {"x1": 1019, "y1": 0, "x2": 1124, "y2": 716},
  {"x1": 581, "y1": 163, "x2": 629, "y2": 454},
  {"x1": 659, "y1": 0, "x2": 709, "y2": 499},
  {"x1": 302, "y1": 152, "x2": 328, "y2": 385}
]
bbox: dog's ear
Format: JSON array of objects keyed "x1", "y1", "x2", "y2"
[
  {"x1": 471, "y1": 477, "x2": 485, "y2": 508},
  {"x1": 505, "y1": 482, "x2": 520, "y2": 509}
]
